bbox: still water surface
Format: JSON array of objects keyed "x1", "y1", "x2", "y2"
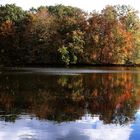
[{"x1": 0, "y1": 67, "x2": 140, "y2": 140}]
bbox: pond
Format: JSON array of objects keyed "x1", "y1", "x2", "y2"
[{"x1": 0, "y1": 67, "x2": 140, "y2": 140}]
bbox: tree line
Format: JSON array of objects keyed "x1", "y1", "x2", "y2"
[{"x1": 0, "y1": 4, "x2": 140, "y2": 66}]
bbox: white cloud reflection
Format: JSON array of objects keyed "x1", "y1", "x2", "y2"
[{"x1": 0, "y1": 113, "x2": 134, "y2": 140}]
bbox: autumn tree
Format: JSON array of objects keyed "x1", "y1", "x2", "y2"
[
  {"x1": 86, "y1": 5, "x2": 136, "y2": 64},
  {"x1": 47, "y1": 5, "x2": 87, "y2": 65},
  {"x1": 115, "y1": 5, "x2": 140, "y2": 64},
  {"x1": 0, "y1": 4, "x2": 27, "y2": 65},
  {"x1": 21, "y1": 8, "x2": 56, "y2": 64}
]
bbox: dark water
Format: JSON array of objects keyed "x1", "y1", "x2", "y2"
[{"x1": 0, "y1": 67, "x2": 140, "y2": 140}]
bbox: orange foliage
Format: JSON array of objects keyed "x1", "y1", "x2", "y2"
[{"x1": 0, "y1": 20, "x2": 15, "y2": 37}]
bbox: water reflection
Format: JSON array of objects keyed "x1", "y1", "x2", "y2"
[
  {"x1": 0, "y1": 114, "x2": 135, "y2": 140},
  {"x1": 0, "y1": 68, "x2": 140, "y2": 140}
]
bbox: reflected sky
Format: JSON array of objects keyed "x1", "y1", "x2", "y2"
[{"x1": 0, "y1": 110, "x2": 140, "y2": 140}]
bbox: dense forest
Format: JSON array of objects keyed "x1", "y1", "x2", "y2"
[{"x1": 0, "y1": 4, "x2": 140, "y2": 66}]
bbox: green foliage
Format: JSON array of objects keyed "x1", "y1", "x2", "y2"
[
  {"x1": 0, "y1": 4, "x2": 26, "y2": 24},
  {"x1": 47, "y1": 4, "x2": 85, "y2": 18},
  {"x1": 58, "y1": 46, "x2": 70, "y2": 65},
  {"x1": 58, "y1": 30, "x2": 85, "y2": 65}
]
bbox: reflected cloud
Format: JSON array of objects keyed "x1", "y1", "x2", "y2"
[{"x1": 0, "y1": 113, "x2": 134, "y2": 140}]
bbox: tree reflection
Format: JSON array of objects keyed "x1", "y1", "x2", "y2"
[{"x1": 0, "y1": 71, "x2": 140, "y2": 124}]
